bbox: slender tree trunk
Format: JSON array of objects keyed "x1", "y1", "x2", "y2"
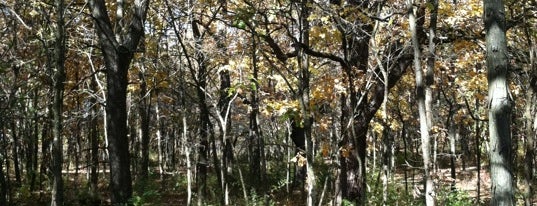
[
  {"x1": 155, "y1": 94, "x2": 164, "y2": 177},
  {"x1": 0, "y1": 121, "x2": 6, "y2": 205},
  {"x1": 408, "y1": 1, "x2": 434, "y2": 204},
  {"x1": 249, "y1": 32, "x2": 262, "y2": 189},
  {"x1": 190, "y1": 20, "x2": 212, "y2": 206},
  {"x1": 50, "y1": 0, "x2": 66, "y2": 203},
  {"x1": 88, "y1": 77, "x2": 100, "y2": 204},
  {"x1": 401, "y1": 121, "x2": 409, "y2": 196},
  {"x1": 11, "y1": 122, "x2": 21, "y2": 186},
  {"x1": 523, "y1": 22, "x2": 535, "y2": 206},
  {"x1": 484, "y1": 0, "x2": 514, "y2": 205},
  {"x1": 448, "y1": 118, "x2": 457, "y2": 190},
  {"x1": 139, "y1": 71, "x2": 151, "y2": 180},
  {"x1": 297, "y1": 1, "x2": 315, "y2": 205},
  {"x1": 425, "y1": 0, "x2": 437, "y2": 131},
  {"x1": 182, "y1": 112, "x2": 192, "y2": 206},
  {"x1": 523, "y1": 80, "x2": 535, "y2": 206},
  {"x1": 475, "y1": 93, "x2": 482, "y2": 203}
]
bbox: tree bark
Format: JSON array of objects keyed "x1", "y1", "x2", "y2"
[
  {"x1": 249, "y1": 32, "x2": 263, "y2": 189},
  {"x1": 484, "y1": 0, "x2": 514, "y2": 205},
  {"x1": 50, "y1": 0, "x2": 66, "y2": 205},
  {"x1": 297, "y1": 1, "x2": 314, "y2": 205},
  {"x1": 88, "y1": 77, "x2": 100, "y2": 204},
  {"x1": 190, "y1": 19, "x2": 213, "y2": 206},
  {"x1": 425, "y1": 0, "x2": 438, "y2": 131},
  {"x1": 408, "y1": 1, "x2": 435, "y2": 204},
  {"x1": 0, "y1": 121, "x2": 6, "y2": 205},
  {"x1": 523, "y1": 21, "x2": 535, "y2": 206},
  {"x1": 139, "y1": 71, "x2": 151, "y2": 180},
  {"x1": 88, "y1": 0, "x2": 150, "y2": 204}
]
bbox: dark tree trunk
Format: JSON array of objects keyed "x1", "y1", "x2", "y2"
[
  {"x1": 139, "y1": 72, "x2": 151, "y2": 180},
  {"x1": 249, "y1": 33, "x2": 263, "y2": 189},
  {"x1": 475, "y1": 95, "x2": 482, "y2": 203},
  {"x1": 11, "y1": 122, "x2": 21, "y2": 186},
  {"x1": 106, "y1": 51, "x2": 134, "y2": 205},
  {"x1": 89, "y1": 77, "x2": 100, "y2": 204},
  {"x1": 50, "y1": 0, "x2": 66, "y2": 205},
  {"x1": 88, "y1": 0, "x2": 150, "y2": 204},
  {"x1": 484, "y1": 0, "x2": 514, "y2": 205},
  {"x1": 28, "y1": 90, "x2": 38, "y2": 191},
  {"x1": 0, "y1": 121, "x2": 6, "y2": 205},
  {"x1": 523, "y1": 21, "x2": 535, "y2": 206},
  {"x1": 190, "y1": 20, "x2": 213, "y2": 205},
  {"x1": 296, "y1": 1, "x2": 315, "y2": 204},
  {"x1": 40, "y1": 116, "x2": 51, "y2": 192}
]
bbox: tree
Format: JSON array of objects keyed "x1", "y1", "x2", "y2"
[
  {"x1": 408, "y1": 0, "x2": 435, "y2": 205},
  {"x1": 50, "y1": 0, "x2": 66, "y2": 205},
  {"x1": 87, "y1": 0, "x2": 150, "y2": 204},
  {"x1": 484, "y1": 0, "x2": 514, "y2": 205}
]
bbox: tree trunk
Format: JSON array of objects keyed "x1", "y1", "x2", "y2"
[
  {"x1": 139, "y1": 71, "x2": 151, "y2": 180},
  {"x1": 523, "y1": 22, "x2": 535, "y2": 206},
  {"x1": 0, "y1": 121, "x2": 6, "y2": 205},
  {"x1": 425, "y1": 0, "x2": 438, "y2": 132},
  {"x1": 155, "y1": 94, "x2": 164, "y2": 176},
  {"x1": 475, "y1": 94, "x2": 482, "y2": 203},
  {"x1": 448, "y1": 118, "x2": 457, "y2": 191},
  {"x1": 11, "y1": 122, "x2": 21, "y2": 186},
  {"x1": 88, "y1": 0, "x2": 150, "y2": 203},
  {"x1": 190, "y1": 19, "x2": 213, "y2": 206},
  {"x1": 484, "y1": 0, "x2": 514, "y2": 205},
  {"x1": 408, "y1": 1, "x2": 434, "y2": 204},
  {"x1": 50, "y1": 0, "x2": 66, "y2": 205},
  {"x1": 249, "y1": 32, "x2": 263, "y2": 189},
  {"x1": 297, "y1": 1, "x2": 315, "y2": 205},
  {"x1": 89, "y1": 77, "x2": 100, "y2": 204}
]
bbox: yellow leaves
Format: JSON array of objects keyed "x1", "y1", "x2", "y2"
[
  {"x1": 339, "y1": 144, "x2": 353, "y2": 158},
  {"x1": 475, "y1": 93, "x2": 486, "y2": 101},
  {"x1": 371, "y1": 121, "x2": 384, "y2": 135},
  {"x1": 290, "y1": 152, "x2": 307, "y2": 167},
  {"x1": 321, "y1": 142, "x2": 330, "y2": 157},
  {"x1": 309, "y1": 25, "x2": 341, "y2": 48},
  {"x1": 453, "y1": 40, "x2": 470, "y2": 53},
  {"x1": 262, "y1": 99, "x2": 299, "y2": 117},
  {"x1": 29, "y1": 10, "x2": 39, "y2": 17}
]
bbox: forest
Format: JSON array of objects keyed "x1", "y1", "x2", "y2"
[{"x1": 0, "y1": 0, "x2": 535, "y2": 205}]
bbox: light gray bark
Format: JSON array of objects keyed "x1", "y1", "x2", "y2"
[
  {"x1": 408, "y1": 0, "x2": 434, "y2": 205},
  {"x1": 484, "y1": 0, "x2": 514, "y2": 205}
]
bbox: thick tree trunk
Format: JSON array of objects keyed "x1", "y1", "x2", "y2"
[
  {"x1": 105, "y1": 48, "x2": 134, "y2": 205},
  {"x1": 484, "y1": 0, "x2": 514, "y2": 205},
  {"x1": 88, "y1": 0, "x2": 149, "y2": 203}
]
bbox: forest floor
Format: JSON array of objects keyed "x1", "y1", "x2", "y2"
[{"x1": 12, "y1": 163, "x2": 537, "y2": 205}]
